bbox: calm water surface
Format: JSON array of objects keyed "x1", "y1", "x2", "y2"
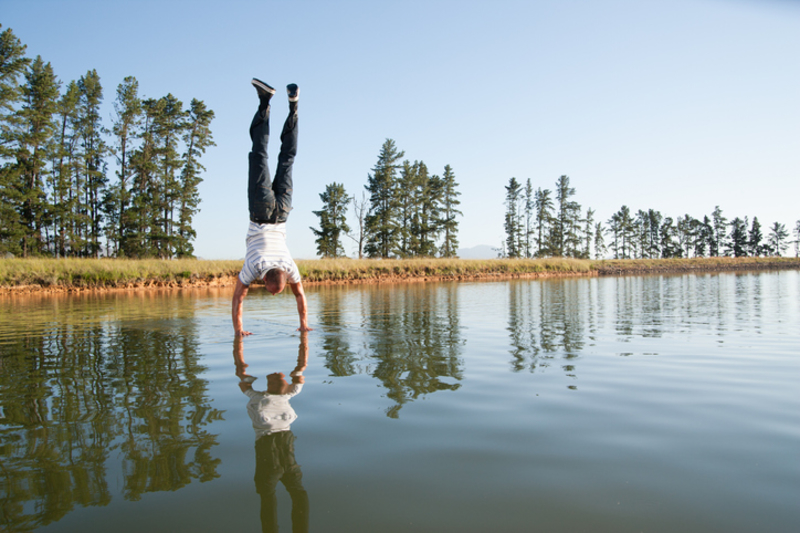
[{"x1": 1, "y1": 271, "x2": 799, "y2": 532}]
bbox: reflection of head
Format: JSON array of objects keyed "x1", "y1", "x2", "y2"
[
  {"x1": 267, "y1": 372, "x2": 294, "y2": 395},
  {"x1": 264, "y1": 268, "x2": 287, "y2": 295}
]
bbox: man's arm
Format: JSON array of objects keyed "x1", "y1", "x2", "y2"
[
  {"x1": 232, "y1": 277, "x2": 252, "y2": 336},
  {"x1": 290, "y1": 282, "x2": 312, "y2": 332}
]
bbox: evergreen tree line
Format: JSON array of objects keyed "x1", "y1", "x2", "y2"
[
  {"x1": 0, "y1": 26, "x2": 215, "y2": 258},
  {"x1": 312, "y1": 138, "x2": 462, "y2": 259},
  {"x1": 504, "y1": 175, "x2": 800, "y2": 259}
]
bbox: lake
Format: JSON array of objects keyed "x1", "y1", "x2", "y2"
[{"x1": 1, "y1": 271, "x2": 799, "y2": 532}]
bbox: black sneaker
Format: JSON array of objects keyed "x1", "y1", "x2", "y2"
[
  {"x1": 287, "y1": 83, "x2": 299, "y2": 103},
  {"x1": 252, "y1": 78, "x2": 276, "y2": 99}
]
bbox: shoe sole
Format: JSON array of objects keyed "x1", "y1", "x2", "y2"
[
  {"x1": 287, "y1": 84, "x2": 299, "y2": 102},
  {"x1": 252, "y1": 78, "x2": 276, "y2": 95}
]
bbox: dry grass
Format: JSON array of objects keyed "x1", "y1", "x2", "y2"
[
  {"x1": 0, "y1": 258, "x2": 242, "y2": 287},
  {"x1": 590, "y1": 256, "x2": 800, "y2": 273},
  {"x1": 1, "y1": 256, "x2": 799, "y2": 290},
  {"x1": 296, "y1": 257, "x2": 593, "y2": 282}
]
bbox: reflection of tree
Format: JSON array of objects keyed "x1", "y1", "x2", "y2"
[
  {"x1": 506, "y1": 279, "x2": 585, "y2": 376},
  {"x1": 317, "y1": 286, "x2": 360, "y2": 377},
  {"x1": 0, "y1": 294, "x2": 221, "y2": 531},
  {"x1": 363, "y1": 284, "x2": 464, "y2": 418}
]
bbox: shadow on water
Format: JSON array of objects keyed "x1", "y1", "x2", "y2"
[
  {"x1": 233, "y1": 334, "x2": 310, "y2": 533},
  {"x1": 0, "y1": 292, "x2": 223, "y2": 532},
  {"x1": 315, "y1": 283, "x2": 464, "y2": 418}
]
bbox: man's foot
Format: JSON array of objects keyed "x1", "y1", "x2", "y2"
[
  {"x1": 287, "y1": 84, "x2": 299, "y2": 103},
  {"x1": 252, "y1": 78, "x2": 276, "y2": 99}
]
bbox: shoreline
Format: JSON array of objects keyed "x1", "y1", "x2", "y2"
[{"x1": 2, "y1": 257, "x2": 799, "y2": 295}]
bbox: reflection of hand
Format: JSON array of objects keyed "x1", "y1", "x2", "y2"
[
  {"x1": 233, "y1": 337, "x2": 254, "y2": 382},
  {"x1": 293, "y1": 332, "x2": 309, "y2": 378},
  {"x1": 235, "y1": 362, "x2": 254, "y2": 381}
]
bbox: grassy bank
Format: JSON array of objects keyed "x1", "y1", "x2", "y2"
[
  {"x1": 1, "y1": 256, "x2": 799, "y2": 292},
  {"x1": 0, "y1": 258, "x2": 242, "y2": 288}
]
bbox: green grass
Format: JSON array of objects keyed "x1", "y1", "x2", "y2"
[{"x1": 1, "y1": 256, "x2": 799, "y2": 290}]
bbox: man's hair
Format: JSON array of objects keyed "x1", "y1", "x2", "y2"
[{"x1": 264, "y1": 268, "x2": 287, "y2": 292}]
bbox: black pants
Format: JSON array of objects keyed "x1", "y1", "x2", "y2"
[
  {"x1": 248, "y1": 103, "x2": 298, "y2": 224},
  {"x1": 255, "y1": 431, "x2": 309, "y2": 533}
]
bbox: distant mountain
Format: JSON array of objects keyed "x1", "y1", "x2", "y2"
[{"x1": 456, "y1": 245, "x2": 498, "y2": 259}]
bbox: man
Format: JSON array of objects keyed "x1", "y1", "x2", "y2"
[{"x1": 232, "y1": 78, "x2": 311, "y2": 336}]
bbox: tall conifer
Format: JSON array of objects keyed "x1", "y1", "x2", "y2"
[
  {"x1": 175, "y1": 98, "x2": 214, "y2": 257},
  {"x1": 17, "y1": 56, "x2": 59, "y2": 256},
  {"x1": 364, "y1": 139, "x2": 404, "y2": 258},
  {"x1": 438, "y1": 164, "x2": 461, "y2": 258},
  {"x1": 311, "y1": 182, "x2": 350, "y2": 258}
]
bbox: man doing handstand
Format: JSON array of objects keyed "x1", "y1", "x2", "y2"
[{"x1": 232, "y1": 78, "x2": 311, "y2": 336}]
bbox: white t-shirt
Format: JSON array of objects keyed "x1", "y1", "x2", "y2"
[
  {"x1": 239, "y1": 221, "x2": 301, "y2": 286},
  {"x1": 244, "y1": 384, "x2": 303, "y2": 440}
]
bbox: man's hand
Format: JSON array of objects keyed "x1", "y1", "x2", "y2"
[{"x1": 290, "y1": 282, "x2": 313, "y2": 332}]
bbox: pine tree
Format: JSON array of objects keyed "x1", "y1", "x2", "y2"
[
  {"x1": 553, "y1": 175, "x2": 582, "y2": 257},
  {"x1": 108, "y1": 76, "x2": 142, "y2": 256},
  {"x1": 594, "y1": 221, "x2": 607, "y2": 259},
  {"x1": 364, "y1": 139, "x2": 404, "y2": 258},
  {"x1": 533, "y1": 187, "x2": 553, "y2": 257},
  {"x1": 51, "y1": 80, "x2": 81, "y2": 257},
  {"x1": 77, "y1": 70, "x2": 108, "y2": 257},
  {"x1": 794, "y1": 220, "x2": 800, "y2": 258},
  {"x1": 504, "y1": 177, "x2": 523, "y2": 258},
  {"x1": 695, "y1": 215, "x2": 713, "y2": 258},
  {"x1": 126, "y1": 98, "x2": 160, "y2": 257},
  {"x1": 523, "y1": 179, "x2": 533, "y2": 258},
  {"x1": 175, "y1": 98, "x2": 214, "y2": 258},
  {"x1": 438, "y1": 164, "x2": 461, "y2": 258},
  {"x1": 635, "y1": 209, "x2": 650, "y2": 259},
  {"x1": 0, "y1": 26, "x2": 31, "y2": 255},
  {"x1": 151, "y1": 94, "x2": 185, "y2": 258},
  {"x1": 17, "y1": 56, "x2": 59, "y2": 256},
  {"x1": 660, "y1": 217, "x2": 681, "y2": 258},
  {"x1": 582, "y1": 208, "x2": 594, "y2": 259},
  {"x1": 677, "y1": 215, "x2": 699, "y2": 258},
  {"x1": 767, "y1": 221, "x2": 789, "y2": 257},
  {"x1": 395, "y1": 159, "x2": 416, "y2": 257},
  {"x1": 609, "y1": 206, "x2": 635, "y2": 259},
  {"x1": 711, "y1": 206, "x2": 727, "y2": 257},
  {"x1": 748, "y1": 217, "x2": 764, "y2": 257},
  {"x1": 410, "y1": 162, "x2": 442, "y2": 257},
  {"x1": 311, "y1": 182, "x2": 350, "y2": 258},
  {"x1": 727, "y1": 217, "x2": 748, "y2": 257}
]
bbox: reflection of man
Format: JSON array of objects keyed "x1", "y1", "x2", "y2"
[
  {"x1": 232, "y1": 78, "x2": 311, "y2": 336},
  {"x1": 234, "y1": 335, "x2": 310, "y2": 533}
]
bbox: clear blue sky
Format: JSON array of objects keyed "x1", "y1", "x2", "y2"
[{"x1": 4, "y1": 0, "x2": 799, "y2": 259}]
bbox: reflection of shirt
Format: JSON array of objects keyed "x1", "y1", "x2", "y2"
[
  {"x1": 244, "y1": 384, "x2": 303, "y2": 440},
  {"x1": 239, "y1": 222, "x2": 302, "y2": 286}
]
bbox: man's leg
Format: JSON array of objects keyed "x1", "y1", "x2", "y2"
[
  {"x1": 248, "y1": 79, "x2": 276, "y2": 222},
  {"x1": 270, "y1": 84, "x2": 299, "y2": 224}
]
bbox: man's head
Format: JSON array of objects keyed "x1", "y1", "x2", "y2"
[{"x1": 264, "y1": 268, "x2": 287, "y2": 295}]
